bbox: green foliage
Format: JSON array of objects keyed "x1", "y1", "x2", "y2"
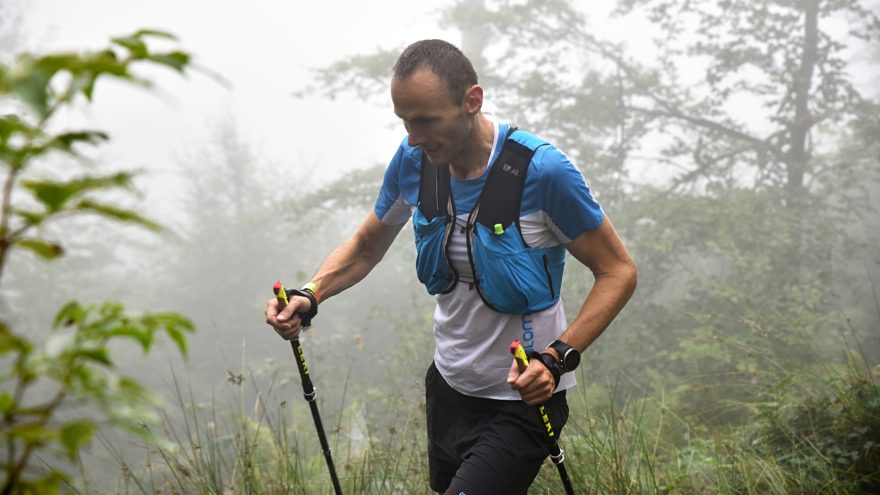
[
  {"x1": 0, "y1": 31, "x2": 195, "y2": 494},
  {"x1": 118, "y1": 327, "x2": 879, "y2": 494},
  {"x1": 750, "y1": 359, "x2": 880, "y2": 492},
  {"x1": 526, "y1": 348, "x2": 880, "y2": 495},
  {"x1": 0, "y1": 30, "x2": 190, "y2": 277},
  {"x1": 116, "y1": 360, "x2": 431, "y2": 495}
]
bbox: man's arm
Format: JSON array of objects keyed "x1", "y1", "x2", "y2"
[
  {"x1": 508, "y1": 215, "x2": 637, "y2": 404},
  {"x1": 266, "y1": 210, "x2": 405, "y2": 339},
  {"x1": 555, "y1": 215, "x2": 637, "y2": 350}
]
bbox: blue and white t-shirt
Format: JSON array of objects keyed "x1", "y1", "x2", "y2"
[{"x1": 374, "y1": 116, "x2": 604, "y2": 399}]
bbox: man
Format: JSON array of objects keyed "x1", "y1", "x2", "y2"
[{"x1": 266, "y1": 39, "x2": 637, "y2": 494}]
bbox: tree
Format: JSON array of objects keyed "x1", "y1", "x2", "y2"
[
  {"x1": 606, "y1": 0, "x2": 880, "y2": 412},
  {"x1": 0, "y1": 31, "x2": 194, "y2": 493},
  {"x1": 304, "y1": 0, "x2": 880, "y2": 422}
]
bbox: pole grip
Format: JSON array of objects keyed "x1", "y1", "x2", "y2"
[{"x1": 510, "y1": 340, "x2": 530, "y2": 373}]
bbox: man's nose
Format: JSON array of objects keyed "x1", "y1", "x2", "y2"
[{"x1": 406, "y1": 124, "x2": 425, "y2": 148}]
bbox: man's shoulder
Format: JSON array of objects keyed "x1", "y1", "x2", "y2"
[
  {"x1": 503, "y1": 129, "x2": 574, "y2": 182},
  {"x1": 507, "y1": 128, "x2": 550, "y2": 152}
]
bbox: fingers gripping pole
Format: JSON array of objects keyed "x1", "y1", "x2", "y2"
[
  {"x1": 274, "y1": 282, "x2": 343, "y2": 495},
  {"x1": 510, "y1": 341, "x2": 558, "y2": 440},
  {"x1": 510, "y1": 340, "x2": 575, "y2": 495}
]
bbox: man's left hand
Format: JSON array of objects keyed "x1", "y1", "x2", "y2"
[{"x1": 507, "y1": 357, "x2": 555, "y2": 405}]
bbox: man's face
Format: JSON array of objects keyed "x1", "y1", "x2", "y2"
[{"x1": 391, "y1": 68, "x2": 473, "y2": 166}]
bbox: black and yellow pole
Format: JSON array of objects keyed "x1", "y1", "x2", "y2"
[
  {"x1": 510, "y1": 340, "x2": 575, "y2": 495},
  {"x1": 274, "y1": 282, "x2": 343, "y2": 495}
]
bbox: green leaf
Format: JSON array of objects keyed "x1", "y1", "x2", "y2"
[
  {"x1": 75, "y1": 200, "x2": 163, "y2": 232},
  {"x1": 32, "y1": 53, "x2": 86, "y2": 76},
  {"x1": 53, "y1": 301, "x2": 85, "y2": 328},
  {"x1": 60, "y1": 420, "x2": 95, "y2": 461},
  {"x1": 11, "y1": 423, "x2": 58, "y2": 446},
  {"x1": 12, "y1": 208, "x2": 47, "y2": 227},
  {"x1": 0, "y1": 391, "x2": 15, "y2": 413},
  {"x1": 0, "y1": 322, "x2": 33, "y2": 355},
  {"x1": 21, "y1": 173, "x2": 135, "y2": 212},
  {"x1": 80, "y1": 73, "x2": 100, "y2": 101},
  {"x1": 45, "y1": 130, "x2": 110, "y2": 153},
  {"x1": 10, "y1": 62, "x2": 51, "y2": 117},
  {"x1": 133, "y1": 29, "x2": 178, "y2": 40},
  {"x1": 149, "y1": 312, "x2": 195, "y2": 331},
  {"x1": 106, "y1": 324, "x2": 154, "y2": 352},
  {"x1": 20, "y1": 181, "x2": 76, "y2": 212},
  {"x1": 111, "y1": 36, "x2": 149, "y2": 58},
  {"x1": 165, "y1": 326, "x2": 189, "y2": 358},
  {"x1": 0, "y1": 64, "x2": 9, "y2": 92},
  {"x1": 77, "y1": 49, "x2": 131, "y2": 100},
  {"x1": 69, "y1": 365, "x2": 104, "y2": 395},
  {"x1": 14, "y1": 238, "x2": 64, "y2": 260},
  {"x1": 77, "y1": 346, "x2": 112, "y2": 366},
  {"x1": 156, "y1": 313, "x2": 194, "y2": 357},
  {"x1": 147, "y1": 51, "x2": 190, "y2": 73},
  {"x1": 0, "y1": 114, "x2": 34, "y2": 146}
]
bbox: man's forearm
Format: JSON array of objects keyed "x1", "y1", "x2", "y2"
[
  {"x1": 560, "y1": 265, "x2": 637, "y2": 353},
  {"x1": 305, "y1": 211, "x2": 404, "y2": 304}
]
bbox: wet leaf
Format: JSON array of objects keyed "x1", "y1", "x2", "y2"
[
  {"x1": 60, "y1": 420, "x2": 95, "y2": 461},
  {"x1": 15, "y1": 238, "x2": 64, "y2": 260}
]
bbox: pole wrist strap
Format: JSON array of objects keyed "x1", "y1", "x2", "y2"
[
  {"x1": 530, "y1": 350, "x2": 561, "y2": 391},
  {"x1": 287, "y1": 288, "x2": 318, "y2": 326}
]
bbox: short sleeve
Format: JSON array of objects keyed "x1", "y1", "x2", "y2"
[
  {"x1": 374, "y1": 144, "x2": 414, "y2": 225},
  {"x1": 534, "y1": 145, "x2": 604, "y2": 242}
]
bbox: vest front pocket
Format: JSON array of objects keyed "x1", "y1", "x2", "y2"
[
  {"x1": 413, "y1": 212, "x2": 455, "y2": 294},
  {"x1": 471, "y1": 223, "x2": 553, "y2": 314}
]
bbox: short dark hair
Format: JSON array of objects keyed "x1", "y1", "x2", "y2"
[{"x1": 392, "y1": 39, "x2": 478, "y2": 103}]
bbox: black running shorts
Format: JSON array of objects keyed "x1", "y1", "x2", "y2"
[{"x1": 425, "y1": 362, "x2": 569, "y2": 495}]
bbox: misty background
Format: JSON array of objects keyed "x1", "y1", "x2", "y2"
[{"x1": 2, "y1": 0, "x2": 879, "y2": 492}]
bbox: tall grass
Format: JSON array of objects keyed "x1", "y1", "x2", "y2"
[
  {"x1": 98, "y1": 357, "x2": 431, "y2": 495},
  {"x1": 87, "y1": 328, "x2": 878, "y2": 494},
  {"x1": 526, "y1": 353, "x2": 879, "y2": 494}
]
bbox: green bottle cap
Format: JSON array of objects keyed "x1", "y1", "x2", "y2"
[{"x1": 494, "y1": 223, "x2": 504, "y2": 235}]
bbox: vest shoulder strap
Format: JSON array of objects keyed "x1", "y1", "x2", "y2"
[
  {"x1": 417, "y1": 150, "x2": 451, "y2": 221},
  {"x1": 474, "y1": 132, "x2": 533, "y2": 231}
]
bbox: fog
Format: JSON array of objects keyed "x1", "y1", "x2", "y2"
[{"x1": 3, "y1": 0, "x2": 879, "y2": 492}]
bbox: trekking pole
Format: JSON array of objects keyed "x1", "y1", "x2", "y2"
[
  {"x1": 274, "y1": 282, "x2": 343, "y2": 495},
  {"x1": 510, "y1": 340, "x2": 575, "y2": 495}
]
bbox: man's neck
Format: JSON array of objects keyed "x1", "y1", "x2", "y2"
[{"x1": 449, "y1": 113, "x2": 494, "y2": 180}]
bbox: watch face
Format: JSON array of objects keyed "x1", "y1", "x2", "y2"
[
  {"x1": 563, "y1": 349, "x2": 581, "y2": 371},
  {"x1": 551, "y1": 340, "x2": 580, "y2": 372}
]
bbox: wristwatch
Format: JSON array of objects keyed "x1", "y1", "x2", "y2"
[{"x1": 547, "y1": 340, "x2": 581, "y2": 373}]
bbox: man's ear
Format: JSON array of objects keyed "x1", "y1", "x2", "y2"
[{"x1": 463, "y1": 84, "x2": 484, "y2": 115}]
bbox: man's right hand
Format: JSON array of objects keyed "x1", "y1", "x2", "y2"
[{"x1": 265, "y1": 295, "x2": 312, "y2": 340}]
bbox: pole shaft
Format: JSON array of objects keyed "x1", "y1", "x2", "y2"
[{"x1": 290, "y1": 338, "x2": 343, "y2": 495}]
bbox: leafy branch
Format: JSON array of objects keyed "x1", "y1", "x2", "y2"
[
  {"x1": 0, "y1": 30, "x2": 196, "y2": 494},
  {"x1": 0, "y1": 29, "x2": 189, "y2": 281}
]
